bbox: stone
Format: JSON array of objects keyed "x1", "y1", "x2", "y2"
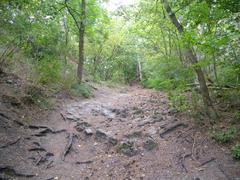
[
  {"x1": 108, "y1": 136, "x2": 118, "y2": 146},
  {"x1": 75, "y1": 121, "x2": 91, "y2": 132},
  {"x1": 96, "y1": 129, "x2": 108, "y2": 140},
  {"x1": 84, "y1": 128, "x2": 93, "y2": 135},
  {"x1": 118, "y1": 140, "x2": 139, "y2": 157},
  {"x1": 143, "y1": 137, "x2": 158, "y2": 151},
  {"x1": 126, "y1": 131, "x2": 142, "y2": 139},
  {"x1": 66, "y1": 116, "x2": 80, "y2": 122},
  {"x1": 159, "y1": 121, "x2": 167, "y2": 128},
  {"x1": 168, "y1": 108, "x2": 178, "y2": 115},
  {"x1": 152, "y1": 113, "x2": 164, "y2": 122},
  {"x1": 146, "y1": 127, "x2": 158, "y2": 136}
]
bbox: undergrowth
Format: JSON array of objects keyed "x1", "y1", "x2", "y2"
[
  {"x1": 212, "y1": 127, "x2": 237, "y2": 144},
  {"x1": 70, "y1": 83, "x2": 92, "y2": 98},
  {"x1": 232, "y1": 143, "x2": 240, "y2": 160}
]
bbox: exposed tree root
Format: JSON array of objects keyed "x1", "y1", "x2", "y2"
[
  {"x1": 76, "y1": 160, "x2": 93, "y2": 165},
  {"x1": 0, "y1": 112, "x2": 9, "y2": 120},
  {"x1": 46, "y1": 160, "x2": 54, "y2": 169},
  {"x1": 176, "y1": 153, "x2": 191, "y2": 173},
  {"x1": 32, "y1": 127, "x2": 66, "y2": 137},
  {"x1": 60, "y1": 113, "x2": 67, "y2": 121},
  {"x1": 61, "y1": 133, "x2": 74, "y2": 161},
  {"x1": 160, "y1": 123, "x2": 188, "y2": 138},
  {"x1": 199, "y1": 157, "x2": 216, "y2": 167},
  {"x1": 0, "y1": 166, "x2": 35, "y2": 178},
  {"x1": 35, "y1": 152, "x2": 54, "y2": 166},
  {"x1": 0, "y1": 137, "x2": 21, "y2": 148}
]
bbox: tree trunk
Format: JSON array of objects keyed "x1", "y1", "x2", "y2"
[
  {"x1": 136, "y1": 55, "x2": 143, "y2": 81},
  {"x1": 77, "y1": 0, "x2": 86, "y2": 83},
  {"x1": 162, "y1": 0, "x2": 215, "y2": 113}
]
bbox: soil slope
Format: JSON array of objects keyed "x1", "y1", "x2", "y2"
[{"x1": 0, "y1": 80, "x2": 239, "y2": 180}]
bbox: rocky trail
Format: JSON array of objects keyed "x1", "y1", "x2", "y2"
[{"x1": 0, "y1": 85, "x2": 240, "y2": 180}]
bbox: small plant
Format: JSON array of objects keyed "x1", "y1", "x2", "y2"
[
  {"x1": 232, "y1": 143, "x2": 240, "y2": 160},
  {"x1": 70, "y1": 83, "x2": 92, "y2": 98},
  {"x1": 233, "y1": 112, "x2": 240, "y2": 123},
  {"x1": 212, "y1": 128, "x2": 237, "y2": 144},
  {"x1": 24, "y1": 85, "x2": 50, "y2": 108}
]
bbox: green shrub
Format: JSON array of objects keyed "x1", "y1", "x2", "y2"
[
  {"x1": 70, "y1": 83, "x2": 92, "y2": 98},
  {"x1": 212, "y1": 128, "x2": 237, "y2": 144},
  {"x1": 36, "y1": 57, "x2": 63, "y2": 85},
  {"x1": 233, "y1": 112, "x2": 240, "y2": 123},
  {"x1": 168, "y1": 90, "x2": 189, "y2": 112},
  {"x1": 24, "y1": 85, "x2": 50, "y2": 108},
  {"x1": 232, "y1": 143, "x2": 240, "y2": 160}
]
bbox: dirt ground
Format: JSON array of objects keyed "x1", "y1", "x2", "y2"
[{"x1": 0, "y1": 77, "x2": 240, "y2": 180}]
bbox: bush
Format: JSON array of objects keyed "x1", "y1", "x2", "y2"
[
  {"x1": 168, "y1": 90, "x2": 189, "y2": 112},
  {"x1": 212, "y1": 128, "x2": 237, "y2": 144},
  {"x1": 70, "y1": 83, "x2": 92, "y2": 98},
  {"x1": 36, "y1": 57, "x2": 63, "y2": 85},
  {"x1": 233, "y1": 112, "x2": 240, "y2": 123},
  {"x1": 23, "y1": 85, "x2": 50, "y2": 108},
  {"x1": 232, "y1": 143, "x2": 240, "y2": 160}
]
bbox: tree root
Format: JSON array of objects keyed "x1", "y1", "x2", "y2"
[
  {"x1": 32, "y1": 127, "x2": 66, "y2": 137},
  {"x1": 0, "y1": 166, "x2": 35, "y2": 178},
  {"x1": 61, "y1": 133, "x2": 74, "y2": 161},
  {"x1": 176, "y1": 153, "x2": 191, "y2": 173},
  {"x1": 0, "y1": 137, "x2": 21, "y2": 148},
  {"x1": 35, "y1": 152, "x2": 54, "y2": 166},
  {"x1": 60, "y1": 113, "x2": 67, "y2": 121},
  {"x1": 160, "y1": 123, "x2": 188, "y2": 138},
  {"x1": 199, "y1": 157, "x2": 215, "y2": 167},
  {"x1": 0, "y1": 112, "x2": 9, "y2": 120},
  {"x1": 76, "y1": 160, "x2": 93, "y2": 165}
]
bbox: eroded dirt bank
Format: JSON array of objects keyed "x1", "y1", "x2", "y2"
[{"x1": 0, "y1": 83, "x2": 239, "y2": 180}]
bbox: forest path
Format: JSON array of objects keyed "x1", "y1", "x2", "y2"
[{"x1": 0, "y1": 85, "x2": 240, "y2": 180}]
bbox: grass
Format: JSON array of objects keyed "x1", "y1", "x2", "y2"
[
  {"x1": 70, "y1": 83, "x2": 92, "y2": 98},
  {"x1": 232, "y1": 143, "x2": 240, "y2": 160},
  {"x1": 212, "y1": 127, "x2": 237, "y2": 144}
]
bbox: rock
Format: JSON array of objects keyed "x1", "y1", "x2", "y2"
[
  {"x1": 168, "y1": 108, "x2": 178, "y2": 115},
  {"x1": 108, "y1": 136, "x2": 118, "y2": 146},
  {"x1": 75, "y1": 121, "x2": 91, "y2": 132},
  {"x1": 159, "y1": 121, "x2": 167, "y2": 128},
  {"x1": 84, "y1": 128, "x2": 93, "y2": 135},
  {"x1": 133, "y1": 107, "x2": 144, "y2": 115},
  {"x1": 6, "y1": 79, "x2": 13, "y2": 84},
  {"x1": 143, "y1": 137, "x2": 158, "y2": 151},
  {"x1": 152, "y1": 113, "x2": 164, "y2": 122},
  {"x1": 193, "y1": 178, "x2": 200, "y2": 180},
  {"x1": 66, "y1": 116, "x2": 81, "y2": 122},
  {"x1": 146, "y1": 127, "x2": 158, "y2": 136},
  {"x1": 118, "y1": 140, "x2": 139, "y2": 157},
  {"x1": 96, "y1": 129, "x2": 108, "y2": 140},
  {"x1": 126, "y1": 131, "x2": 142, "y2": 139}
]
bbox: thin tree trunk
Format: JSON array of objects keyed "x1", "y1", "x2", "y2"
[
  {"x1": 77, "y1": 0, "x2": 86, "y2": 83},
  {"x1": 162, "y1": 0, "x2": 215, "y2": 114},
  {"x1": 136, "y1": 55, "x2": 143, "y2": 81},
  {"x1": 212, "y1": 51, "x2": 218, "y2": 84}
]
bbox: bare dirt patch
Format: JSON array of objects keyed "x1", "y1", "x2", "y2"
[{"x1": 0, "y1": 76, "x2": 239, "y2": 179}]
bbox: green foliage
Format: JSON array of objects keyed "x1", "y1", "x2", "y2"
[
  {"x1": 70, "y1": 83, "x2": 92, "y2": 98},
  {"x1": 25, "y1": 86, "x2": 50, "y2": 108},
  {"x1": 36, "y1": 57, "x2": 63, "y2": 85},
  {"x1": 233, "y1": 112, "x2": 240, "y2": 123},
  {"x1": 168, "y1": 90, "x2": 189, "y2": 112},
  {"x1": 212, "y1": 128, "x2": 237, "y2": 144},
  {"x1": 232, "y1": 143, "x2": 240, "y2": 160}
]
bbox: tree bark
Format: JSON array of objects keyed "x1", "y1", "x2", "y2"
[
  {"x1": 77, "y1": 0, "x2": 86, "y2": 83},
  {"x1": 136, "y1": 55, "x2": 143, "y2": 81},
  {"x1": 162, "y1": 0, "x2": 215, "y2": 111}
]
